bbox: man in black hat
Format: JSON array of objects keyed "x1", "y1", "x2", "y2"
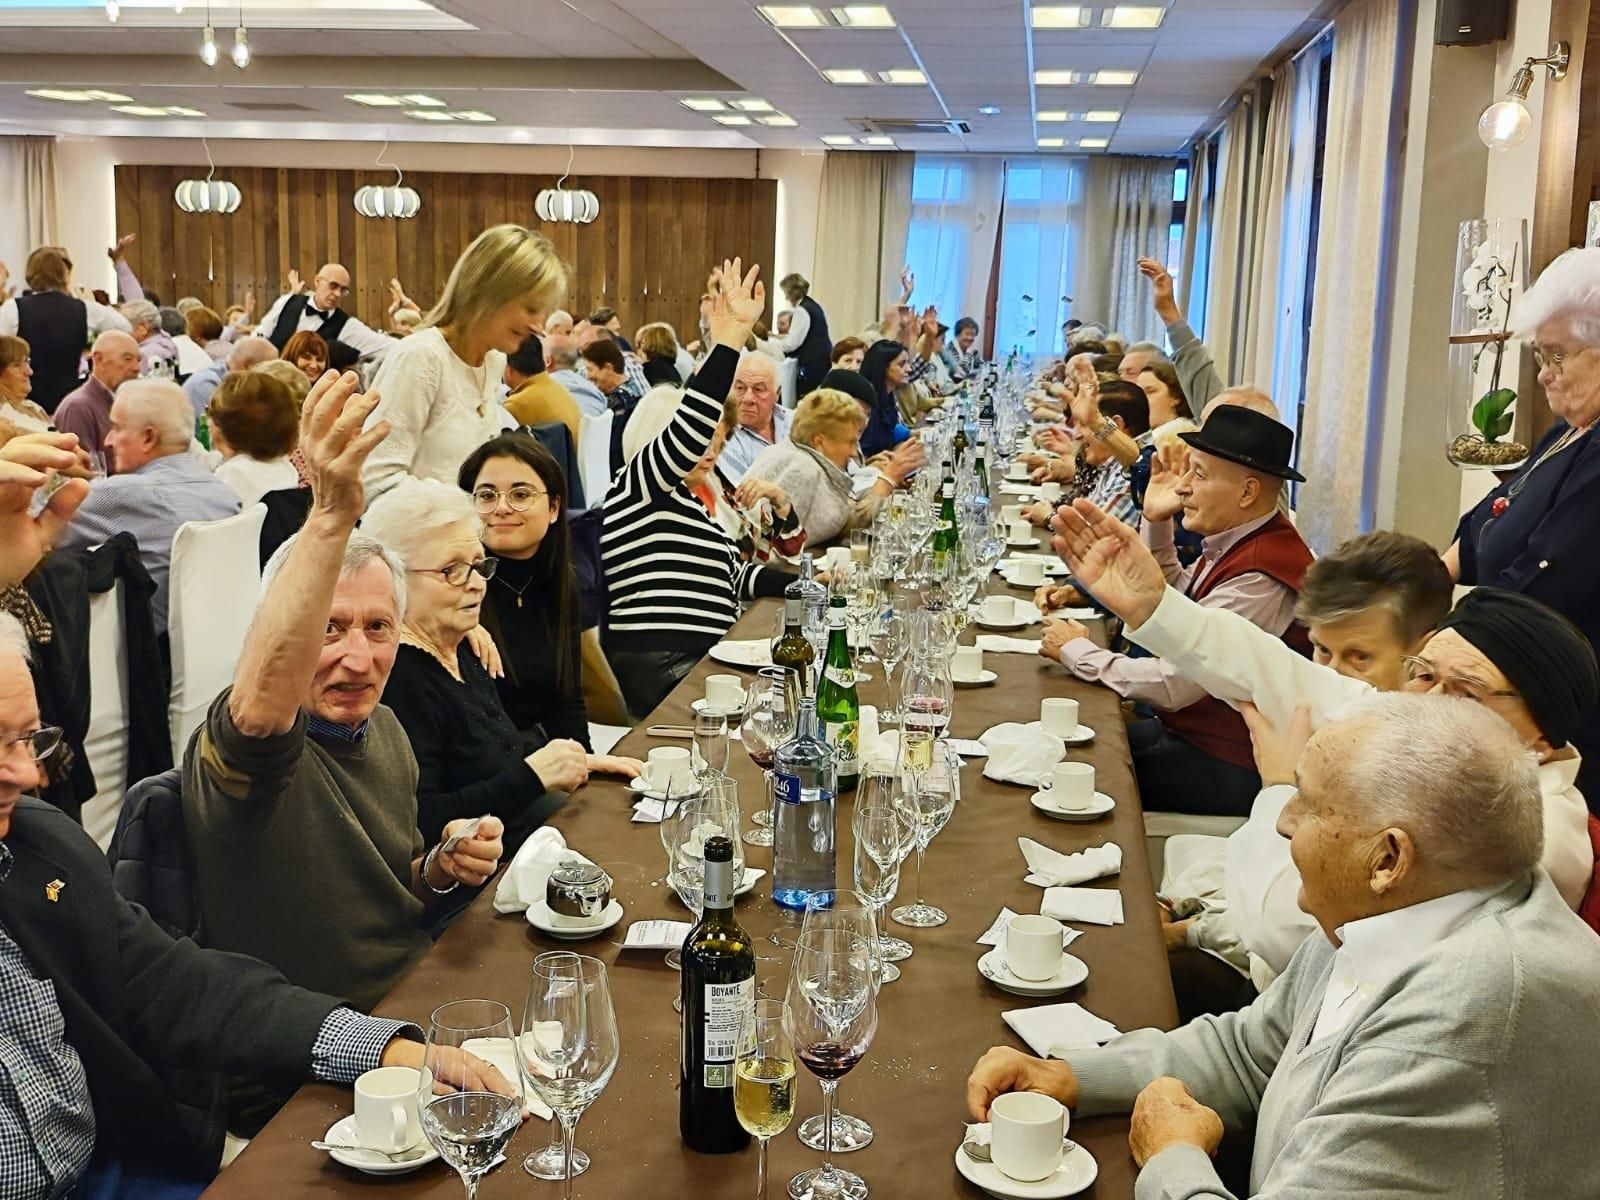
[{"x1": 1042, "y1": 403, "x2": 1315, "y2": 818}]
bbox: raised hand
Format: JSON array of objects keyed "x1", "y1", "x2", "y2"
[
  {"x1": 1239, "y1": 702, "x2": 1313, "y2": 788},
  {"x1": 1142, "y1": 440, "x2": 1187, "y2": 523},
  {"x1": 1067, "y1": 355, "x2": 1102, "y2": 430},
  {"x1": 1137, "y1": 256, "x2": 1180, "y2": 324},
  {"x1": 706, "y1": 257, "x2": 766, "y2": 349},
  {"x1": 899, "y1": 265, "x2": 914, "y2": 302},
  {"x1": 300, "y1": 371, "x2": 389, "y2": 524},
  {"x1": 0, "y1": 433, "x2": 92, "y2": 590},
  {"x1": 1049, "y1": 497, "x2": 1167, "y2": 629},
  {"x1": 287, "y1": 268, "x2": 304, "y2": 294},
  {"x1": 919, "y1": 305, "x2": 940, "y2": 338},
  {"x1": 107, "y1": 233, "x2": 136, "y2": 262}
]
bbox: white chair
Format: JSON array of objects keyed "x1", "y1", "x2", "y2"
[
  {"x1": 1144, "y1": 812, "x2": 1249, "y2": 885},
  {"x1": 578, "y1": 409, "x2": 614, "y2": 508},
  {"x1": 80, "y1": 581, "x2": 129, "y2": 850},
  {"x1": 167, "y1": 504, "x2": 268, "y2": 762}
]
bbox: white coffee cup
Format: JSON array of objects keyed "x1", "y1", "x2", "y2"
[
  {"x1": 1040, "y1": 697, "x2": 1080, "y2": 737},
  {"x1": 704, "y1": 673, "x2": 744, "y2": 711},
  {"x1": 825, "y1": 546, "x2": 853, "y2": 571},
  {"x1": 952, "y1": 645, "x2": 984, "y2": 681},
  {"x1": 354, "y1": 1066, "x2": 423, "y2": 1152},
  {"x1": 1038, "y1": 481, "x2": 1063, "y2": 503},
  {"x1": 980, "y1": 595, "x2": 1014, "y2": 624},
  {"x1": 1001, "y1": 504, "x2": 1025, "y2": 524},
  {"x1": 1006, "y1": 462, "x2": 1030, "y2": 481},
  {"x1": 1011, "y1": 559, "x2": 1046, "y2": 586},
  {"x1": 1008, "y1": 519, "x2": 1034, "y2": 543},
  {"x1": 990, "y1": 1090, "x2": 1067, "y2": 1182},
  {"x1": 1046, "y1": 761, "x2": 1095, "y2": 810},
  {"x1": 1005, "y1": 913, "x2": 1065, "y2": 982},
  {"x1": 643, "y1": 746, "x2": 692, "y2": 791}
]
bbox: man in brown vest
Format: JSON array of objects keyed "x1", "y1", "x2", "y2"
[{"x1": 1043, "y1": 401, "x2": 1313, "y2": 816}]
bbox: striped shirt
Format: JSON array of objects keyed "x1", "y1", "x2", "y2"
[{"x1": 602, "y1": 346, "x2": 776, "y2": 639}]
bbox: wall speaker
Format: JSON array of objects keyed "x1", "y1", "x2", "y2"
[{"x1": 1436, "y1": 0, "x2": 1510, "y2": 46}]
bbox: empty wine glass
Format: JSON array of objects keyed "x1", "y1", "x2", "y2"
[
  {"x1": 519, "y1": 953, "x2": 620, "y2": 1200},
  {"x1": 854, "y1": 760, "x2": 916, "y2": 963},
  {"x1": 891, "y1": 736, "x2": 956, "y2": 928},
  {"x1": 736, "y1": 999, "x2": 797, "y2": 1200},
  {"x1": 795, "y1": 891, "x2": 882, "y2": 1156},
  {"x1": 870, "y1": 610, "x2": 908, "y2": 723},
  {"x1": 693, "y1": 710, "x2": 730, "y2": 780},
  {"x1": 741, "y1": 668, "x2": 795, "y2": 846},
  {"x1": 417, "y1": 999, "x2": 525, "y2": 1200}
]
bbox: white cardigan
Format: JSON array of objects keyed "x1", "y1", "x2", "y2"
[{"x1": 362, "y1": 327, "x2": 503, "y2": 502}]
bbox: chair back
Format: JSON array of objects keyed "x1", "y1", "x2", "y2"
[
  {"x1": 578, "y1": 409, "x2": 615, "y2": 508},
  {"x1": 107, "y1": 767, "x2": 197, "y2": 940},
  {"x1": 167, "y1": 504, "x2": 267, "y2": 761},
  {"x1": 80, "y1": 581, "x2": 130, "y2": 850},
  {"x1": 521, "y1": 420, "x2": 586, "y2": 509}
]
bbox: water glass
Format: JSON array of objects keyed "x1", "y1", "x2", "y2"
[{"x1": 417, "y1": 1000, "x2": 525, "y2": 1200}]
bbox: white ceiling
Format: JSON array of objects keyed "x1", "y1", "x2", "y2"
[{"x1": 0, "y1": 0, "x2": 1327, "y2": 153}]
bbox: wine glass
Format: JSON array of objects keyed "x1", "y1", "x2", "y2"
[
  {"x1": 890, "y1": 736, "x2": 955, "y2": 928},
  {"x1": 795, "y1": 891, "x2": 882, "y2": 1156},
  {"x1": 417, "y1": 999, "x2": 525, "y2": 1200},
  {"x1": 901, "y1": 649, "x2": 953, "y2": 742},
  {"x1": 786, "y1": 928, "x2": 878, "y2": 1200},
  {"x1": 869, "y1": 610, "x2": 908, "y2": 723},
  {"x1": 668, "y1": 791, "x2": 744, "y2": 979},
  {"x1": 736, "y1": 999, "x2": 797, "y2": 1200},
  {"x1": 519, "y1": 953, "x2": 620, "y2": 1200},
  {"x1": 854, "y1": 760, "x2": 916, "y2": 963},
  {"x1": 741, "y1": 667, "x2": 796, "y2": 846},
  {"x1": 693, "y1": 710, "x2": 730, "y2": 780}
]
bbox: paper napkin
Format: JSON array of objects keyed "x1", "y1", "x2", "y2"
[
  {"x1": 1019, "y1": 838, "x2": 1123, "y2": 887},
  {"x1": 1041, "y1": 887, "x2": 1125, "y2": 926},
  {"x1": 460, "y1": 1036, "x2": 554, "y2": 1119},
  {"x1": 977, "y1": 907, "x2": 1084, "y2": 949},
  {"x1": 979, "y1": 722, "x2": 1065, "y2": 785},
  {"x1": 975, "y1": 634, "x2": 1045, "y2": 655},
  {"x1": 1001, "y1": 1002, "x2": 1122, "y2": 1057},
  {"x1": 492, "y1": 828, "x2": 595, "y2": 913}
]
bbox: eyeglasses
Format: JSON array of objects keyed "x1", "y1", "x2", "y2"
[
  {"x1": 472, "y1": 486, "x2": 547, "y2": 514},
  {"x1": 1530, "y1": 345, "x2": 1580, "y2": 375},
  {"x1": 410, "y1": 557, "x2": 499, "y2": 587},
  {"x1": 1401, "y1": 656, "x2": 1519, "y2": 705},
  {"x1": 2, "y1": 726, "x2": 64, "y2": 764}
]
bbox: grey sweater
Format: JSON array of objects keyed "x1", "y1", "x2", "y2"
[
  {"x1": 1067, "y1": 872, "x2": 1600, "y2": 1199},
  {"x1": 1166, "y1": 318, "x2": 1224, "y2": 411}
]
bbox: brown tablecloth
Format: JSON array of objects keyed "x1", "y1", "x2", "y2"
[{"x1": 204, "y1": 565, "x2": 1178, "y2": 1199}]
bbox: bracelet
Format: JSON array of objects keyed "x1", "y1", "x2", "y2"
[
  {"x1": 420, "y1": 844, "x2": 459, "y2": 895},
  {"x1": 1091, "y1": 417, "x2": 1117, "y2": 442}
]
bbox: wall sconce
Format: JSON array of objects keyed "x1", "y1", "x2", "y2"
[{"x1": 1478, "y1": 40, "x2": 1569, "y2": 151}]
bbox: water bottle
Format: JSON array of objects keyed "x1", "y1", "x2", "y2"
[{"x1": 771, "y1": 696, "x2": 836, "y2": 910}]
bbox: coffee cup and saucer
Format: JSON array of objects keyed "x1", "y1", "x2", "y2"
[
  {"x1": 691, "y1": 673, "x2": 747, "y2": 716},
  {"x1": 1030, "y1": 761, "x2": 1113, "y2": 821},
  {"x1": 978, "y1": 914, "x2": 1088, "y2": 997},
  {"x1": 320, "y1": 1067, "x2": 439, "y2": 1175},
  {"x1": 952, "y1": 645, "x2": 997, "y2": 688},
  {"x1": 629, "y1": 747, "x2": 694, "y2": 800},
  {"x1": 1039, "y1": 699, "x2": 1095, "y2": 747},
  {"x1": 1005, "y1": 518, "x2": 1039, "y2": 549},
  {"x1": 977, "y1": 595, "x2": 1028, "y2": 632},
  {"x1": 955, "y1": 1092, "x2": 1098, "y2": 1198}
]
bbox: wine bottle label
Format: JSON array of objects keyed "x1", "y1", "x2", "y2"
[
  {"x1": 701, "y1": 977, "x2": 754, "y2": 1087},
  {"x1": 823, "y1": 665, "x2": 855, "y2": 689},
  {"x1": 774, "y1": 771, "x2": 801, "y2": 804},
  {"x1": 703, "y1": 858, "x2": 736, "y2": 909},
  {"x1": 825, "y1": 719, "x2": 858, "y2": 774}
]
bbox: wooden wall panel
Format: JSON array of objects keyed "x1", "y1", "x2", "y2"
[{"x1": 113, "y1": 165, "x2": 777, "y2": 342}]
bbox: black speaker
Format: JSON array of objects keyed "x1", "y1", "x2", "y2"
[{"x1": 1436, "y1": 0, "x2": 1510, "y2": 45}]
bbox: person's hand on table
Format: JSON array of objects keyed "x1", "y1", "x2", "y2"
[
  {"x1": 1239, "y1": 702, "x2": 1312, "y2": 788},
  {"x1": 966, "y1": 1047, "x2": 1079, "y2": 1120},
  {"x1": 1031, "y1": 459, "x2": 1073, "y2": 485},
  {"x1": 0, "y1": 432, "x2": 93, "y2": 590},
  {"x1": 380, "y1": 1039, "x2": 522, "y2": 1107},
  {"x1": 1039, "y1": 617, "x2": 1090, "y2": 661},
  {"x1": 1157, "y1": 903, "x2": 1195, "y2": 951},
  {"x1": 527, "y1": 739, "x2": 589, "y2": 792},
  {"x1": 1033, "y1": 583, "x2": 1084, "y2": 613},
  {"x1": 464, "y1": 624, "x2": 504, "y2": 678},
  {"x1": 587, "y1": 754, "x2": 642, "y2": 779},
  {"x1": 1022, "y1": 500, "x2": 1054, "y2": 528},
  {"x1": 1129, "y1": 1077, "x2": 1223, "y2": 1167},
  {"x1": 434, "y1": 816, "x2": 505, "y2": 888},
  {"x1": 1049, "y1": 498, "x2": 1167, "y2": 630},
  {"x1": 734, "y1": 475, "x2": 791, "y2": 517}
]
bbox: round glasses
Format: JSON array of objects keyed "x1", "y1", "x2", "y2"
[
  {"x1": 1530, "y1": 346, "x2": 1581, "y2": 375},
  {"x1": 472, "y1": 486, "x2": 547, "y2": 513},
  {"x1": 410, "y1": 557, "x2": 499, "y2": 587}
]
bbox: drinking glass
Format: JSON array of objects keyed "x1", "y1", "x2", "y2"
[
  {"x1": 693, "y1": 711, "x2": 730, "y2": 780},
  {"x1": 795, "y1": 891, "x2": 882, "y2": 1154},
  {"x1": 847, "y1": 576, "x2": 879, "y2": 667},
  {"x1": 417, "y1": 999, "x2": 525, "y2": 1200},
  {"x1": 849, "y1": 528, "x2": 872, "y2": 566},
  {"x1": 869, "y1": 610, "x2": 908, "y2": 723},
  {"x1": 519, "y1": 953, "x2": 620, "y2": 1200},
  {"x1": 735, "y1": 999, "x2": 797, "y2": 1200},
  {"x1": 854, "y1": 760, "x2": 916, "y2": 962},
  {"x1": 668, "y1": 791, "x2": 745, "y2": 976},
  {"x1": 741, "y1": 668, "x2": 795, "y2": 845},
  {"x1": 901, "y1": 650, "x2": 953, "y2": 741},
  {"x1": 891, "y1": 737, "x2": 955, "y2": 928}
]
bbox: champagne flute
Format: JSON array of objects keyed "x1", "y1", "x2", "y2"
[
  {"x1": 786, "y1": 928, "x2": 878, "y2": 1200},
  {"x1": 417, "y1": 1000, "x2": 525, "y2": 1200},
  {"x1": 890, "y1": 734, "x2": 955, "y2": 928},
  {"x1": 735, "y1": 999, "x2": 797, "y2": 1200},
  {"x1": 520, "y1": 953, "x2": 620, "y2": 1200},
  {"x1": 795, "y1": 892, "x2": 881, "y2": 1155},
  {"x1": 870, "y1": 610, "x2": 908, "y2": 724},
  {"x1": 854, "y1": 760, "x2": 916, "y2": 962}
]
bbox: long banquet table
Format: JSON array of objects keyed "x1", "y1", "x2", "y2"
[{"x1": 204, "y1": 560, "x2": 1179, "y2": 1199}]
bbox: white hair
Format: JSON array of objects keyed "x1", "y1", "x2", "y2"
[
  {"x1": 1511, "y1": 246, "x2": 1600, "y2": 344},
  {"x1": 1328, "y1": 692, "x2": 1544, "y2": 885},
  {"x1": 262, "y1": 529, "x2": 406, "y2": 617},
  {"x1": 545, "y1": 309, "x2": 574, "y2": 330},
  {"x1": 120, "y1": 299, "x2": 160, "y2": 332},
  {"x1": 1126, "y1": 341, "x2": 1168, "y2": 362},
  {"x1": 228, "y1": 335, "x2": 278, "y2": 372},
  {"x1": 0, "y1": 612, "x2": 30, "y2": 662},
  {"x1": 115, "y1": 380, "x2": 195, "y2": 451},
  {"x1": 360, "y1": 478, "x2": 480, "y2": 572},
  {"x1": 735, "y1": 351, "x2": 781, "y2": 384}
]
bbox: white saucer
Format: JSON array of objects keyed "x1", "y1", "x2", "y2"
[
  {"x1": 629, "y1": 777, "x2": 692, "y2": 802},
  {"x1": 527, "y1": 898, "x2": 625, "y2": 939},
  {"x1": 708, "y1": 640, "x2": 772, "y2": 670},
  {"x1": 953, "y1": 669, "x2": 999, "y2": 688},
  {"x1": 977, "y1": 617, "x2": 1030, "y2": 632},
  {"x1": 977, "y1": 948, "x2": 1089, "y2": 996},
  {"x1": 1029, "y1": 790, "x2": 1114, "y2": 821},
  {"x1": 321, "y1": 1115, "x2": 438, "y2": 1175},
  {"x1": 1058, "y1": 724, "x2": 1095, "y2": 747},
  {"x1": 954, "y1": 1140, "x2": 1098, "y2": 1198},
  {"x1": 1006, "y1": 536, "x2": 1041, "y2": 548},
  {"x1": 691, "y1": 696, "x2": 746, "y2": 716}
]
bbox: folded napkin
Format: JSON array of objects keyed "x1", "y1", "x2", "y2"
[
  {"x1": 1041, "y1": 886, "x2": 1125, "y2": 926},
  {"x1": 460, "y1": 1036, "x2": 554, "y2": 1120},
  {"x1": 979, "y1": 722, "x2": 1064, "y2": 786},
  {"x1": 977, "y1": 907, "x2": 1083, "y2": 949},
  {"x1": 630, "y1": 798, "x2": 680, "y2": 824},
  {"x1": 1049, "y1": 607, "x2": 1100, "y2": 621},
  {"x1": 976, "y1": 634, "x2": 1044, "y2": 655},
  {"x1": 1020, "y1": 838, "x2": 1122, "y2": 887},
  {"x1": 493, "y1": 828, "x2": 595, "y2": 914},
  {"x1": 856, "y1": 705, "x2": 898, "y2": 767},
  {"x1": 1002, "y1": 1002, "x2": 1122, "y2": 1058}
]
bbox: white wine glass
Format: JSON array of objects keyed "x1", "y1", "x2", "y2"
[
  {"x1": 795, "y1": 891, "x2": 882, "y2": 1156},
  {"x1": 869, "y1": 610, "x2": 908, "y2": 723},
  {"x1": 890, "y1": 735, "x2": 955, "y2": 928},
  {"x1": 417, "y1": 999, "x2": 525, "y2": 1200},
  {"x1": 736, "y1": 999, "x2": 797, "y2": 1200},
  {"x1": 854, "y1": 760, "x2": 915, "y2": 963}
]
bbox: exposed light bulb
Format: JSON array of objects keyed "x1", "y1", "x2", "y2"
[
  {"x1": 105, "y1": 0, "x2": 120, "y2": 20},
  {"x1": 1477, "y1": 98, "x2": 1531, "y2": 150},
  {"x1": 200, "y1": 26, "x2": 219, "y2": 67},
  {"x1": 231, "y1": 26, "x2": 251, "y2": 69}
]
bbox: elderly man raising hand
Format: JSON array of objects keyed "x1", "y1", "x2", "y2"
[{"x1": 969, "y1": 692, "x2": 1600, "y2": 1199}]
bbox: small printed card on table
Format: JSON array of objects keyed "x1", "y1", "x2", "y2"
[{"x1": 622, "y1": 920, "x2": 693, "y2": 950}]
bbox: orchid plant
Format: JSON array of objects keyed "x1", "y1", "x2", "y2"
[{"x1": 1462, "y1": 238, "x2": 1517, "y2": 445}]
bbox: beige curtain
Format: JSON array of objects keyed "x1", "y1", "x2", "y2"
[
  {"x1": 0, "y1": 135, "x2": 61, "y2": 283},
  {"x1": 1203, "y1": 94, "x2": 1263, "y2": 383},
  {"x1": 1235, "y1": 60, "x2": 1298, "y2": 389},
  {"x1": 1074, "y1": 156, "x2": 1178, "y2": 343},
  {"x1": 1298, "y1": 0, "x2": 1405, "y2": 551},
  {"x1": 814, "y1": 151, "x2": 914, "y2": 336},
  {"x1": 1177, "y1": 137, "x2": 1213, "y2": 321}
]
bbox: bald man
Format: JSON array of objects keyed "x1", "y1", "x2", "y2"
[
  {"x1": 258, "y1": 262, "x2": 392, "y2": 362},
  {"x1": 53, "y1": 330, "x2": 144, "y2": 473}
]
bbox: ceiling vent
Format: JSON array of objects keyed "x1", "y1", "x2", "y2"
[
  {"x1": 226, "y1": 100, "x2": 318, "y2": 112},
  {"x1": 853, "y1": 117, "x2": 970, "y2": 136}
]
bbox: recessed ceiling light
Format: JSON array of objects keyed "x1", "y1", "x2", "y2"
[
  {"x1": 405, "y1": 110, "x2": 454, "y2": 121},
  {"x1": 167, "y1": 106, "x2": 207, "y2": 118},
  {"x1": 1083, "y1": 109, "x2": 1122, "y2": 121},
  {"x1": 680, "y1": 97, "x2": 728, "y2": 111},
  {"x1": 27, "y1": 89, "x2": 95, "y2": 102},
  {"x1": 1103, "y1": 6, "x2": 1166, "y2": 28},
  {"x1": 1079, "y1": 137, "x2": 1110, "y2": 148},
  {"x1": 833, "y1": 4, "x2": 896, "y2": 26},
  {"x1": 821, "y1": 135, "x2": 857, "y2": 146},
  {"x1": 1037, "y1": 110, "x2": 1071, "y2": 122},
  {"x1": 758, "y1": 114, "x2": 799, "y2": 126},
  {"x1": 758, "y1": 4, "x2": 827, "y2": 27},
  {"x1": 453, "y1": 110, "x2": 496, "y2": 122},
  {"x1": 880, "y1": 69, "x2": 925, "y2": 85},
  {"x1": 713, "y1": 114, "x2": 753, "y2": 125},
  {"x1": 823, "y1": 68, "x2": 874, "y2": 85},
  {"x1": 732, "y1": 98, "x2": 775, "y2": 112},
  {"x1": 347, "y1": 93, "x2": 404, "y2": 106},
  {"x1": 1031, "y1": 6, "x2": 1089, "y2": 28},
  {"x1": 1091, "y1": 70, "x2": 1139, "y2": 86},
  {"x1": 860, "y1": 135, "x2": 895, "y2": 145},
  {"x1": 111, "y1": 104, "x2": 176, "y2": 117},
  {"x1": 402, "y1": 94, "x2": 445, "y2": 107},
  {"x1": 978, "y1": 104, "x2": 1001, "y2": 115},
  {"x1": 1034, "y1": 70, "x2": 1078, "y2": 86},
  {"x1": 1037, "y1": 137, "x2": 1066, "y2": 147}
]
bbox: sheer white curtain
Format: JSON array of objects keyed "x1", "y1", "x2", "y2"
[
  {"x1": 1074, "y1": 156, "x2": 1178, "y2": 343},
  {"x1": 1203, "y1": 95, "x2": 1263, "y2": 383},
  {"x1": 814, "y1": 151, "x2": 915, "y2": 337},
  {"x1": 0, "y1": 136, "x2": 61, "y2": 285},
  {"x1": 993, "y1": 156, "x2": 1088, "y2": 357},
  {"x1": 1178, "y1": 137, "x2": 1214, "y2": 337},
  {"x1": 1299, "y1": 0, "x2": 1405, "y2": 551},
  {"x1": 903, "y1": 155, "x2": 1006, "y2": 329}
]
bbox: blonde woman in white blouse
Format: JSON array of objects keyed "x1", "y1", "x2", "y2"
[{"x1": 362, "y1": 225, "x2": 569, "y2": 503}]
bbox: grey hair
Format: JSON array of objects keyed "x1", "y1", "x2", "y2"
[
  {"x1": 115, "y1": 380, "x2": 195, "y2": 451},
  {"x1": 176, "y1": 297, "x2": 204, "y2": 314},
  {"x1": 120, "y1": 299, "x2": 160, "y2": 332},
  {"x1": 736, "y1": 351, "x2": 781, "y2": 383},
  {"x1": 262, "y1": 530, "x2": 406, "y2": 618},
  {"x1": 1328, "y1": 692, "x2": 1544, "y2": 886},
  {"x1": 1126, "y1": 341, "x2": 1169, "y2": 363},
  {"x1": 1511, "y1": 246, "x2": 1600, "y2": 344},
  {"x1": 360, "y1": 478, "x2": 480, "y2": 574},
  {"x1": 0, "y1": 612, "x2": 30, "y2": 662},
  {"x1": 227, "y1": 335, "x2": 278, "y2": 372},
  {"x1": 544, "y1": 333, "x2": 579, "y2": 370}
]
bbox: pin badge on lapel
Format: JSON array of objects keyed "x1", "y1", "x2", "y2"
[{"x1": 45, "y1": 879, "x2": 64, "y2": 903}]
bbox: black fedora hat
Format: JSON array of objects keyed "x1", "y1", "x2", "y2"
[{"x1": 1179, "y1": 405, "x2": 1305, "y2": 483}]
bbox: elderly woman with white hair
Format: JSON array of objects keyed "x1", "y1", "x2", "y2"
[
  {"x1": 119, "y1": 298, "x2": 179, "y2": 380},
  {"x1": 363, "y1": 478, "x2": 636, "y2": 856},
  {"x1": 969, "y1": 691, "x2": 1600, "y2": 1199},
  {"x1": 1448, "y1": 246, "x2": 1600, "y2": 804}
]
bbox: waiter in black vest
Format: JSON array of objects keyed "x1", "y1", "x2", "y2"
[
  {"x1": 760, "y1": 272, "x2": 832, "y2": 398},
  {"x1": 257, "y1": 263, "x2": 393, "y2": 363},
  {"x1": 0, "y1": 247, "x2": 135, "y2": 414}
]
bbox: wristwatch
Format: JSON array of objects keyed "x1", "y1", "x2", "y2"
[{"x1": 1091, "y1": 417, "x2": 1117, "y2": 442}]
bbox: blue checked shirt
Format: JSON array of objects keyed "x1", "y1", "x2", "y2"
[{"x1": 1084, "y1": 455, "x2": 1138, "y2": 530}]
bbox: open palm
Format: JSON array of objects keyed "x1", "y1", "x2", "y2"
[
  {"x1": 1049, "y1": 499, "x2": 1166, "y2": 628},
  {"x1": 1142, "y1": 443, "x2": 1187, "y2": 521},
  {"x1": 706, "y1": 258, "x2": 766, "y2": 346}
]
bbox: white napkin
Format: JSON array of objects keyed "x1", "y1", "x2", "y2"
[
  {"x1": 1002, "y1": 1002, "x2": 1122, "y2": 1057},
  {"x1": 1019, "y1": 838, "x2": 1123, "y2": 887},
  {"x1": 977, "y1": 907, "x2": 1084, "y2": 949},
  {"x1": 630, "y1": 798, "x2": 680, "y2": 824},
  {"x1": 492, "y1": 828, "x2": 595, "y2": 914},
  {"x1": 856, "y1": 705, "x2": 897, "y2": 766},
  {"x1": 1049, "y1": 607, "x2": 1100, "y2": 621},
  {"x1": 979, "y1": 722, "x2": 1064, "y2": 785},
  {"x1": 976, "y1": 634, "x2": 1044, "y2": 655},
  {"x1": 460, "y1": 1036, "x2": 554, "y2": 1119},
  {"x1": 1041, "y1": 887, "x2": 1125, "y2": 926}
]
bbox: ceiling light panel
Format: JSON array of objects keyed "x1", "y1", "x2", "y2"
[
  {"x1": 347, "y1": 93, "x2": 405, "y2": 106},
  {"x1": 1091, "y1": 70, "x2": 1139, "y2": 85},
  {"x1": 860, "y1": 135, "x2": 895, "y2": 145},
  {"x1": 758, "y1": 114, "x2": 798, "y2": 126},
  {"x1": 833, "y1": 4, "x2": 896, "y2": 26},
  {"x1": 111, "y1": 104, "x2": 203, "y2": 118},
  {"x1": 402, "y1": 94, "x2": 445, "y2": 107},
  {"x1": 680, "y1": 97, "x2": 728, "y2": 111},
  {"x1": 453, "y1": 111, "x2": 496, "y2": 122},
  {"x1": 713, "y1": 114, "x2": 753, "y2": 125},
  {"x1": 823, "y1": 68, "x2": 874, "y2": 84},
  {"x1": 28, "y1": 89, "x2": 96, "y2": 102},
  {"x1": 1079, "y1": 137, "x2": 1109, "y2": 148},
  {"x1": 404, "y1": 110, "x2": 454, "y2": 121},
  {"x1": 1037, "y1": 137, "x2": 1065, "y2": 147},
  {"x1": 1103, "y1": 6, "x2": 1166, "y2": 28},
  {"x1": 1031, "y1": 6, "x2": 1089, "y2": 27},
  {"x1": 1083, "y1": 110, "x2": 1122, "y2": 121},
  {"x1": 821, "y1": 135, "x2": 856, "y2": 145},
  {"x1": 1037, "y1": 110, "x2": 1071, "y2": 122},
  {"x1": 758, "y1": 4, "x2": 827, "y2": 27},
  {"x1": 731, "y1": 98, "x2": 775, "y2": 112},
  {"x1": 880, "y1": 69, "x2": 925, "y2": 85},
  {"x1": 1033, "y1": 70, "x2": 1078, "y2": 86}
]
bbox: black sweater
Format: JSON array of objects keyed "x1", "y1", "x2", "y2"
[{"x1": 482, "y1": 555, "x2": 591, "y2": 749}]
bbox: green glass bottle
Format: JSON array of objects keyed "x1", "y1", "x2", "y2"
[
  {"x1": 815, "y1": 596, "x2": 860, "y2": 794},
  {"x1": 772, "y1": 594, "x2": 816, "y2": 696},
  {"x1": 931, "y1": 475, "x2": 959, "y2": 572}
]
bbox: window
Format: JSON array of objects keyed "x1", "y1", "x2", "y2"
[
  {"x1": 993, "y1": 157, "x2": 1087, "y2": 357},
  {"x1": 904, "y1": 158, "x2": 974, "y2": 322},
  {"x1": 1167, "y1": 164, "x2": 1188, "y2": 275},
  {"x1": 1291, "y1": 36, "x2": 1335, "y2": 468}
]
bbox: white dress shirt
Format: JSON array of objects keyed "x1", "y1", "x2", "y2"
[
  {"x1": 0, "y1": 295, "x2": 131, "y2": 338},
  {"x1": 256, "y1": 291, "x2": 393, "y2": 361},
  {"x1": 756, "y1": 305, "x2": 811, "y2": 358}
]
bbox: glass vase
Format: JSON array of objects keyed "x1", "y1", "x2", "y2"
[{"x1": 1445, "y1": 219, "x2": 1529, "y2": 471}]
